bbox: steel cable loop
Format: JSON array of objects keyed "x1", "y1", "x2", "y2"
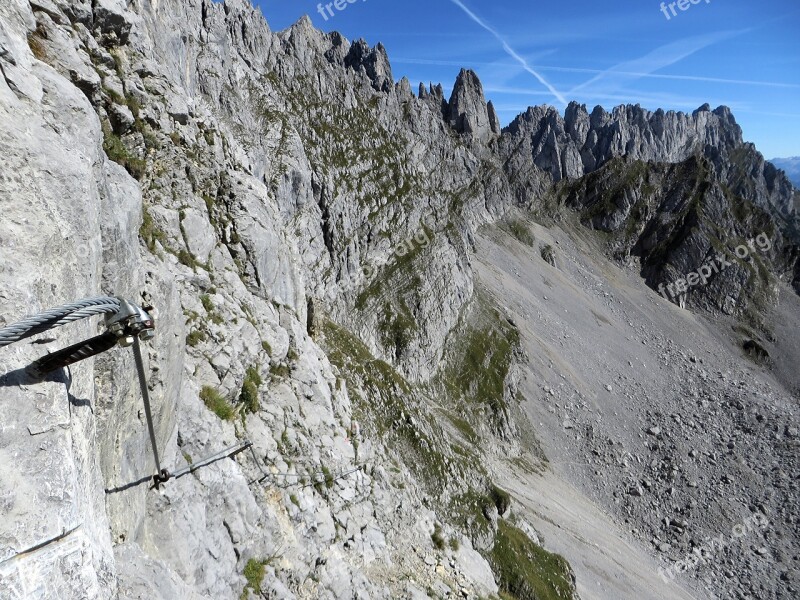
[{"x1": 0, "y1": 297, "x2": 121, "y2": 347}]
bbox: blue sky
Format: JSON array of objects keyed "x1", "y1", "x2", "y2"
[{"x1": 254, "y1": 0, "x2": 800, "y2": 158}]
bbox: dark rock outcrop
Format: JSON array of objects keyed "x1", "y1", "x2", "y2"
[
  {"x1": 345, "y1": 39, "x2": 393, "y2": 93},
  {"x1": 447, "y1": 68, "x2": 499, "y2": 141}
]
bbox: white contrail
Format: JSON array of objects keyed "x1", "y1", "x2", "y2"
[
  {"x1": 569, "y1": 31, "x2": 746, "y2": 95},
  {"x1": 562, "y1": 69, "x2": 799, "y2": 89},
  {"x1": 393, "y1": 59, "x2": 798, "y2": 89},
  {"x1": 448, "y1": 0, "x2": 568, "y2": 107}
]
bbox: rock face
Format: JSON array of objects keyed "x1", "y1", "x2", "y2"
[
  {"x1": 501, "y1": 102, "x2": 797, "y2": 225},
  {"x1": 558, "y1": 154, "x2": 798, "y2": 317},
  {"x1": 0, "y1": 3, "x2": 118, "y2": 598},
  {"x1": 0, "y1": 0, "x2": 797, "y2": 599},
  {"x1": 500, "y1": 101, "x2": 799, "y2": 309},
  {"x1": 447, "y1": 68, "x2": 500, "y2": 141},
  {"x1": 345, "y1": 39, "x2": 393, "y2": 93}
]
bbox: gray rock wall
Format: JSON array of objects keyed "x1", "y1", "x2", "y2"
[{"x1": 0, "y1": 1, "x2": 115, "y2": 596}]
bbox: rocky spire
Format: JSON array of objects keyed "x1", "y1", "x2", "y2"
[
  {"x1": 344, "y1": 39, "x2": 393, "y2": 93},
  {"x1": 487, "y1": 100, "x2": 501, "y2": 135},
  {"x1": 447, "y1": 68, "x2": 498, "y2": 141}
]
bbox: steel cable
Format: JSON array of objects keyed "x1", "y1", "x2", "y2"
[{"x1": 0, "y1": 297, "x2": 121, "y2": 347}]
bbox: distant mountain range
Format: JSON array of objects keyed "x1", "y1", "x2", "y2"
[{"x1": 770, "y1": 156, "x2": 800, "y2": 188}]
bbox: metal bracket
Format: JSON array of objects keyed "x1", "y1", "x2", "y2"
[
  {"x1": 24, "y1": 298, "x2": 163, "y2": 484},
  {"x1": 26, "y1": 298, "x2": 155, "y2": 378},
  {"x1": 105, "y1": 297, "x2": 155, "y2": 347}
]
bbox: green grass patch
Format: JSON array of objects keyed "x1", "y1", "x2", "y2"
[
  {"x1": 201, "y1": 294, "x2": 214, "y2": 312},
  {"x1": 177, "y1": 249, "x2": 201, "y2": 270},
  {"x1": 439, "y1": 291, "x2": 520, "y2": 428},
  {"x1": 446, "y1": 412, "x2": 478, "y2": 443},
  {"x1": 449, "y1": 489, "x2": 495, "y2": 542},
  {"x1": 126, "y1": 94, "x2": 141, "y2": 120},
  {"x1": 102, "y1": 121, "x2": 146, "y2": 179},
  {"x1": 240, "y1": 558, "x2": 266, "y2": 599},
  {"x1": 432, "y1": 523, "x2": 446, "y2": 550},
  {"x1": 246, "y1": 365, "x2": 263, "y2": 387},
  {"x1": 102, "y1": 85, "x2": 125, "y2": 106},
  {"x1": 140, "y1": 204, "x2": 166, "y2": 252},
  {"x1": 240, "y1": 365, "x2": 262, "y2": 413},
  {"x1": 270, "y1": 362, "x2": 291, "y2": 380},
  {"x1": 139, "y1": 123, "x2": 160, "y2": 150},
  {"x1": 320, "y1": 319, "x2": 455, "y2": 488},
  {"x1": 540, "y1": 244, "x2": 556, "y2": 265},
  {"x1": 490, "y1": 520, "x2": 576, "y2": 600},
  {"x1": 489, "y1": 484, "x2": 512, "y2": 515},
  {"x1": 186, "y1": 329, "x2": 206, "y2": 347},
  {"x1": 200, "y1": 385, "x2": 235, "y2": 421},
  {"x1": 321, "y1": 464, "x2": 334, "y2": 489},
  {"x1": 502, "y1": 218, "x2": 535, "y2": 246}
]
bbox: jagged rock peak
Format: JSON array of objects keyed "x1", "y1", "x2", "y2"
[
  {"x1": 396, "y1": 76, "x2": 413, "y2": 100},
  {"x1": 279, "y1": 13, "x2": 336, "y2": 61},
  {"x1": 344, "y1": 39, "x2": 393, "y2": 93},
  {"x1": 487, "y1": 100, "x2": 501, "y2": 134},
  {"x1": 217, "y1": 0, "x2": 268, "y2": 17},
  {"x1": 291, "y1": 13, "x2": 314, "y2": 29},
  {"x1": 501, "y1": 101, "x2": 748, "y2": 182},
  {"x1": 447, "y1": 68, "x2": 498, "y2": 141},
  {"x1": 284, "y1": 14, "x2": 327, "y2": 40}
]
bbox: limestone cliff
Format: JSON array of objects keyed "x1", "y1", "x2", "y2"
[{"x1": 0, "y1": 1, "x2": 798, "y2": 599}]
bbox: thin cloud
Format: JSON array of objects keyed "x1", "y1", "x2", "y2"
[
  {"x1": 569, "y1": 30, "x2": 748, "y2": 95},
  {"x1": 559, "y1": 68, "x2": 799, "y2": 89},
  {"x1": 393, "y1": 58, "x2": 798, "y2": 89},
  {"x1": 393, "y1": 52, "x2": 556, "y2": 68},
  {"x1": 447, "y1": 0, "x2": 567, "y2": 107},
  {"x1": 482, "y1": 86, "x2": 554, "y2": 97},
  {"x1": 734, "y1": 109, "x2": 800, "y2": 119}
]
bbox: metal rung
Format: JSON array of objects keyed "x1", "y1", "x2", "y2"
[
  {"x1": 104, "y1": 440, "x2": 253, "y2": 494},
  {"x1": 170, "y1": 440, "x2": 253, "y2": 480}
]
